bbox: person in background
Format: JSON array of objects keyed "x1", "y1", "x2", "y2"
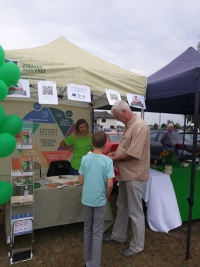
[
  {"x1": 79, "y1": 131, "x2": 114, "y2": 267},
  {"x1": 160, "y1": 123, "x2": 174, "y2": 150},
  {"x1": 60, "y1": 119, "x2": 92, "y2": 175},
  {"x1": 103, "y1": 100, "x2": 150, "y2": 258}
]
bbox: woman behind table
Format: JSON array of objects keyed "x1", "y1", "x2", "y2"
[{"x1": 60, "y1": 119, "x2": 92, "y2": 175}]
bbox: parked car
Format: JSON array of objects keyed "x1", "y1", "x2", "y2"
[
  {"x1": 150, "y1": 129, "x2": 200, "y2": 163},
  {"x1": 104, "y1": 128, "x2": 115, "y2": 132},
  {"x1": 116, "y1": 127, "x2": 123, "y2": 132},
  {"x1": 93, "y1": 126, "x2": 103, "y2": 132},
  {"x1": 103, "y1": 132, "x2": 122, "y2": 155}
]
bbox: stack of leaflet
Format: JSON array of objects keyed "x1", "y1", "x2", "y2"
[{"x1": 46, "y1": 175, "x2": 79, "y2": 184}]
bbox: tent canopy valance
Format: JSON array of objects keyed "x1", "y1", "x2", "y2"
[{"x1": 5, "y1": 37, "x2": 146, "y2": 109}]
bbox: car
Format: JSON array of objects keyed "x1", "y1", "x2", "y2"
[
  {"x1": 103, "y1": 132, "x2": 122, "y2": 155},
  {"x1": 116, "y1": 127, "x2": 123, "y2": 132},
  {"x1": 104, "y1": 128, "x2": 115, "y2": 132},
  {"x1": 93, "y1": 126, "x2": 103, "y2": 132},
  {"x1": 150, "y1": 129, "x2": 200, "y2": 163}
]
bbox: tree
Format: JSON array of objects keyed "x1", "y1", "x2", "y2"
[
  {"x1": 198, "y1": 36, "x2": 200, "y2": 52},
  {"x1": 173, "y1": 122, "x2": 181, "y2": 129},
  {"x1": 153, "y1": 123, "x2": 158, "y2": 130},
  {"x1": 161, "y1": 123, "x2": 167, "y2": 128},
  {"x1": 167, "y1": 120, "x2": 174, "y2": 125}
]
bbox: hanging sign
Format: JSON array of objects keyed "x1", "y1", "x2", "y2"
[
  {"x1": 67, "y1": 83, "x2": 91, "y2": 102},
  {"x1": 7, "y1": 79, "x2": 30, "y2": 98},
  {"x1": 126, "y1": 93, "x2": 146, "y2": 109},
  {"x1": 38, "y1": 81, "x2": 58, "y2": 105},
  {"x1": 105, "y1": 88, "x2": 121, "y2": 105}
]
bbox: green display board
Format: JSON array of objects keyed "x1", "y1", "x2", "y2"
[
  {"x1": 151, "y1": 163, "x2": 200, "y2": 222},
  {"x1": 170, "y1": 165, "x2": 200, "y2": 221}
]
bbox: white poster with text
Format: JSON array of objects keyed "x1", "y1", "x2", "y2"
[{"x1": 67, "y1": 84, "x2": 91, "y2": 102}]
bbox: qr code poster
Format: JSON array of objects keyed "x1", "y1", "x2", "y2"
[
  {"x1": 105, "y1": 88, "x2": 121, "y2": 105},
  {"x1": 38, "y1": 81, "x2": 58, "y2": 105},
  {"x1": 126, "y1": 93, "x2": 146, "y2": 109}
]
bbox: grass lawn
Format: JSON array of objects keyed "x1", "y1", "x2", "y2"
[{"x1": 1, "y1": 195, "x2": 200, "y2": 267}]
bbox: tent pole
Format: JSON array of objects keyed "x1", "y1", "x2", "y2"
[
  {"x1": 159, "y1": 113, "x2": 161, "y2": 127},
  {"x1": 141, "y1": 109, "x2": 144, "y2": 120},
  {"x1": 185, "y1": 92, "x2": 199, "y2": 259},
  {"x1": 90, "y1": 103, "x2": 94, "y2": 134},
  {"x1": 181, "y1": 115, "x2": 187, "y2": 159}
]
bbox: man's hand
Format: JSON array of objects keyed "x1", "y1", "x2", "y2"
[
  {"x1": 108, "y1": 155, "x2": 116, "y2": 161},
  {"x1": 108, "y1": 152, "x2": 115, "y2": 157}
]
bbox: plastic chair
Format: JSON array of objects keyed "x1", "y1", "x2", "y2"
[
  {"x1": 47, "y1": 160, "x2": 71, "y2": 177},
  {"x1": 34, "y1": 162, "x2": 42, "y2": 178}
]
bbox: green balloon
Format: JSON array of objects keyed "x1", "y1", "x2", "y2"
[
  {"x1": 0, "y1": 181, "x2": 13, "y2": 205},
  {"x1": 0, "y1": 46, "x2": 5, "y2": 66},
  {"x1": 0, "y1": 80, "x2": 8, "y2": 101},
  {"x1": 0, "y1": 105, "x2": 5, "y2": 126},
  {"x1": 0, "y1": 62, "x2": 21, "y2": 87},
  {"x1": 0, "y1": 115, "x2": 23, "y2": 135},
  {"x1": 0, "y1": 133, "x2": 16, "y2": 157}
]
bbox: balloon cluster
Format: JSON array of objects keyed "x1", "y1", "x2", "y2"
[{"x1": 0, "y1": 45, "x2": 22, "y2": 205}]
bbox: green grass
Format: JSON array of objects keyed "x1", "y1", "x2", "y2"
[{"x1": 1, "y1": 195, "x2": 200, "y2": 267}]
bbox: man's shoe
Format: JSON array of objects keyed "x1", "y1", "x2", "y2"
[
  {"x1": 121, "y1": 248, "x2": 140, "y2": 258},
  {"x1": 102, "y1": 236, "x2": 118, "y2": 244}
]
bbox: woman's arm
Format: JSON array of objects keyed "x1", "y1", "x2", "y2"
[
  {"x1": 59, "y1": 140, "x2": 73, "y2": 152},
  {"x1": 79, "y1": 174, "x2": 84, "y2": 185}
]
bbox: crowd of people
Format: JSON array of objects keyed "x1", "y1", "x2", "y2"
[{"x1": 61, "y1": 100, "x2": 150, "y2": 267}]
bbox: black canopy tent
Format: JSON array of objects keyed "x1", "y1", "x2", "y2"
[{"x1": 146, "y1": 47, "x2": 200, "y2": 259}]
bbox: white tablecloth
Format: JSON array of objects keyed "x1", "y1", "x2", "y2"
[{"x1": 142, "y1": 169, "x2": 182, "y2": 233}]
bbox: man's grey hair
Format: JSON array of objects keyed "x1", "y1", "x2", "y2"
[
  {"x1": 168, "y1": 123, "x2": 174, "y2": 128},
  {"x1": 111, "y1": 100, "x2": 131, "y2": 114}
]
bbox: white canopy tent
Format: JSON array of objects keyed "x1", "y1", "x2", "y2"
[{"x1": 5, "y1": 36, "x2": 146, "y2": 108}]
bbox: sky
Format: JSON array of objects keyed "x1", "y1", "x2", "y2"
[{"x1": 1, "y1": 0, "x2": 199, "y2": 126}]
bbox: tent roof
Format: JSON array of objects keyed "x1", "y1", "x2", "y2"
[
  {"x1": 5, "y1": 37, "x2": 146, "y2": 109},
  {"x1": 94, "y1": 111, "x2": 115, "y2": 119},
  {"x1": 146, "y1": 47, "x2": 200, "y2": 114}
]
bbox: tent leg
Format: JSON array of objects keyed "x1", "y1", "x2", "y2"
[
  {"x1": 185, "y1": 92, "x2": 200, "y2": 259},
  {"x1": 90, "y1": 103, "x2": 94, "y2": 134}
]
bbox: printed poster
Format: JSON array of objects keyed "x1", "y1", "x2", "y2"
[
  {"x1": 38, "y1": 81, "x2": 58, "y2": 105},
  {"x1": 7, "y1": 79, "x2": 30, "y2": 98},
  {"x1": 105, "y1": 88, "x2": 121, "y2": 105},
  {"x1": 67, "y1": 83, "x2": 91, "y2": 102},
  {"x1": 11, "y1": 158, "x2": 33, "y2": 176},
  {"x1": 15, "y1": 121, "x2": 33, "y2": 149},
  {"x1": 126, "y1": 93, "x2": 146, "y2": 109},
  {"x1": 11, "y1": 213, "x2": 33, "y2": 236}
]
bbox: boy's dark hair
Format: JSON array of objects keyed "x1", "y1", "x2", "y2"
[{"x1": 92, "y1": 131, "x2": 107, "y2": 148}]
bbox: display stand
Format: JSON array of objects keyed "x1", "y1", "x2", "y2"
[{"x1": 8, "y1": 121, "x2": 34, "y2": 264}]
